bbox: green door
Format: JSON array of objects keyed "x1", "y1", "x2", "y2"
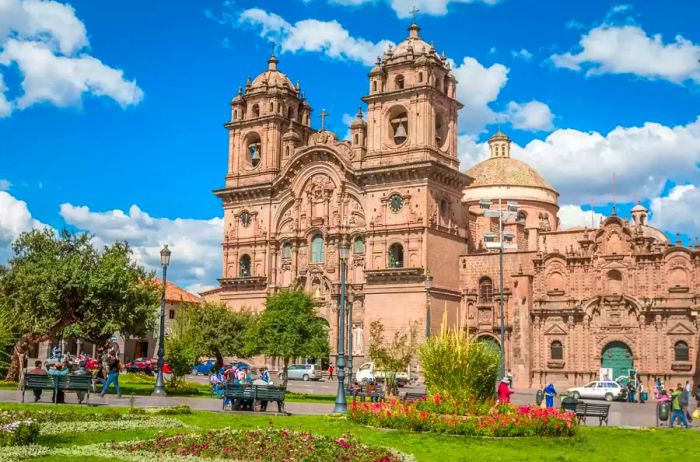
[{"x1": 601, "y1": 342, "x2": 633, "y2": 381}]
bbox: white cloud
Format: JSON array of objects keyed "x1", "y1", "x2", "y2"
[
  {"x1": 551, "y1": 24, "x2": 700, "y2": 84},
  {"x1": 0, "y1": 0, "x2": 143, "y2": 114},
  {"x1": 1, "y1": 40, "x2": 144, "y2": 109},
  {"x1": 558, "y1": 204, "x2": 606, "y2": 230},
  {"x1": 326, "y1": 0, "x2": 498, "y2": 17},
  {"x1": 0, "y1": 190, "x2": 49, "y2": 262},
  {"x1": 239, "y1": 8, "x2": 392, "y2": 66},
  {"x1": 505, "y1": 100, "x2": 554, "y2": 132},
  {"x1": 649, "y1": 184, "x2": 700, "y2": 236},
  {"x1": 452, "y1": 56, "x2": 509, "y2": 134},
  {"x1": 341, "y1": 112, "x2": 354, "y2": 141},
  {"x1": 0, "y1": 74, "x2": 11, "y2": 117},
  {"x1": 513, "y1": 116, "x2": 700, "y2": 204},
  {"x1": 0, "y1": 179, "x2": 11, "y2": 191},
  {"x1": 458, "y1": 133, "x2": 489, "y2": 168},
  {"x1": 59, "y1": 203, "x2": 223, "y2": 291},
  {"x1": 511, "y1": 48, "x2": 532, "y2": 61}
]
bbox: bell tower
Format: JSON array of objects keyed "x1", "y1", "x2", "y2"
[
  {"x1": 362, "y1": 21, "x2": 462, "y2": 169},
  {"x1": 224, "y1": 53, "x2": 312, "y2": 188}
]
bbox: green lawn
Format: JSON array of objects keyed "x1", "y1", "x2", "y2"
[{"x1": 1, "y1": 403, "x2": 698, "y2": 461}]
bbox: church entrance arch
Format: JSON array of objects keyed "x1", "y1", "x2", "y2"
[
  {"x1": 477, "y1": 335, "x2": 501, "y2": 356},
  {"x1": 601, "y1": 342, "x2": 633, "y2": 381}
]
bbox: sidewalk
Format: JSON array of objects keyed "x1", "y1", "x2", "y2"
[{"x1": 0, "y1": 389, "x2": 333, "y2": 415}]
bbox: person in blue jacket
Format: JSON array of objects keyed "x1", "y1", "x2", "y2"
[{"x1": 544, "y1": 383, "x2": 557, "y2": 408}]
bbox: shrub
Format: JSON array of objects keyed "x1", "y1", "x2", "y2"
[
  {"x1": 419, "y1": 315, "x2": 499, "y2": 402},
  {"x1": 165, "y1": 381, "x2": 201, "y2": 395},
  {"x1": 0, "y1": 419, "x2": 40, "y2": 446}
]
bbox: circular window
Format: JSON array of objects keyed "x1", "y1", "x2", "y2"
[
  {"x1": 240, "y1": 211, "x2": 252, "y2": 227},
  {"x1": 389, "y1": 194, "x2": 403, "y2": 213}
]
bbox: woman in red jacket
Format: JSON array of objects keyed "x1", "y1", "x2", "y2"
[{"x1": 498, "y1": 378, "x2": 514, "y2": 404}]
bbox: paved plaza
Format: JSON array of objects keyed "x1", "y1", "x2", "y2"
[{"x1": 2, "y1": 382, "x2": 692, "y2": 428}]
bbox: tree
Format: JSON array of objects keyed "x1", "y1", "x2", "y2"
[
  {"x1": 0, "y1": 229, "x2": 159, "y2": 381},
  {"x1": 249, "y1": 290, "x2": 329, "y2": 388},
  {"x1": 193, "y1": 302, "x2": 257, "y2": 369},
  {"x1": 368, "y1": 319, "x2": 419, "y2": 396},
  {"x1": 165, "y1": 304, "x2": 200, "y2": 386}
]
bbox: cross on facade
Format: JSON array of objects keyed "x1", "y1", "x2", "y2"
[
  {"x1": 410, "y1": 6, "x2": 420, "y2": 23},
  {"x1": 319, "y1": 109, "x2": 330, "y2": 130}
]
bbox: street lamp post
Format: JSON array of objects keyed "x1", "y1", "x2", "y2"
[
  {"x1": 480, "y1": 199, "x2": 518, "y2": 381},
  {"x1": 347, "y1": 290, "x2": 354, "y2": 383},
  {"x1": 424, "y1": 271, "x2": 433, "y2": 339},
  {"x1": 334, "y1": 239, "x2": 350, "y2": 414},
  {"x1": 152, "y1": 244, "x2": 171, "y2": 397}
]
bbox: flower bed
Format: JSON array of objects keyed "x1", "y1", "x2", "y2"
[
  {"x1": 117, "y1": 428, "x2": 414, "y2": 462},
  {"x1": 0, "y1": 419, "x2": 39, "y2": 447},
  {"x1": 349, "y1": 396, "x2": 576, "y2": 437}
]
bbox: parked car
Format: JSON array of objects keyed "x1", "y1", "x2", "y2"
[
  {"x1": 355, "y1": 361, "x2": 409, "y2": 387},
  {"x1": 192, "y1": 359, "x2": 218, "y2": 375},
  {"x1": 125, "y1": 357, "x2": 172, "y2": 374},
  {"x1": 567, "y1": 380, "x2": 625, "y2": 401},
  {"x1": 278, "y1": 364, "x2": 321, "y2": 381}
]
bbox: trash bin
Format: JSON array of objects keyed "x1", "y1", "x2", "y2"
[
  {"x1": 535, "y1": 389, "x2": 544, "y2": 406},
  {"x1": 656, "y1": 402, "x2": 670, "y2": 426}
]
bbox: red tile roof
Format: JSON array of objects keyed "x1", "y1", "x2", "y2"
[{"x1": 152, "y1": 279, "x2": 203, "y2": 304}]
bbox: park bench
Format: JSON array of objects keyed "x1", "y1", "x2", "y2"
[
  {"x1": 561, "y1": 400, "x2": 610, "y2": 426},
  {"x1": 21, "y1": 373, "x2": 91, "y2": 404},
  {"x1": 402, "y1": 392, "x2": 427, "y2": 403},
  {"x1": 222, "y1": 383, "x2": 255, "y2": 410},
  {"x1": 252, "y1": 385, "x2": 286, "y2": 413}
]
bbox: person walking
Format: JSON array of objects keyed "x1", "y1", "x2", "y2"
[
  {"x1": 682, "y1": 382, "x2": 692, "y2": 424},
  {"x1": 544, "y1": 383, "x2": 557, "y2": 408},
  {"x1": 28, "y1": 361, "x2": 47, "y2": 402},
  {"x1": 670, "y1": 383, "x2": 690, "y2": 428},
  {"x1": 100, "y1": 351, "x2": 121, "y2": 398},
  {"x1": 497, "y1": 378, "x2": 514, "y2": 404},
  {"x1": 47, "y1": 362, "x2": 69, "y2": 403}
]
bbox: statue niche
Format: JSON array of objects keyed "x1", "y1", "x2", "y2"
[{"x1": 305, "y1": 174, "x2": 335, "y2": 225}]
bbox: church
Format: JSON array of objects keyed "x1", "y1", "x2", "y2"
[{"x1": 202, "y1": 21, "x2": 699, "y2": 389}]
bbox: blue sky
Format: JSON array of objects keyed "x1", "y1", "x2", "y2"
[{"x1": 1, "y1": 0, "x2": 699, "y2": 291}]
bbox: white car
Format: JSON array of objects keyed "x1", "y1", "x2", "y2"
[{"x1": 567, "y1": 380, "x2": 624, "y2": 402}]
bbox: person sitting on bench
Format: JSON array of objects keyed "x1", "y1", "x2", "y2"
[
  {"x1": 28, "y1": 361, "x2": 47, "y2": 402},
  {"x1": 48, "y1": 362, "x2": 69, "y2": 403}
]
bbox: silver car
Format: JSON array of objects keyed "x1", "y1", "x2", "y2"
[{"x1": 279, "y1": 364, "x2": 320, "y2": 381}]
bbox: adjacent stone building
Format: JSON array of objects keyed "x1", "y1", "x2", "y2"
[{"x1": 206, "y1": 21, "x2": 699, "y2": 388}]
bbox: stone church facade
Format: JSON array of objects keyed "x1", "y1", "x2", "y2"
[{"x1": 204, "y1": 22, "x2": 699, "y2": 388}]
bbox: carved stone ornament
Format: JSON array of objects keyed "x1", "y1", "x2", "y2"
[{"x1": 309, "y1": 130, "x2": 339, "y2": 146}]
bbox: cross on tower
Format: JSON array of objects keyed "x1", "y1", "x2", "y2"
[
  {"x1": 269, "y1": 41, "x2": 276, "y2": 56},
  {"x1": 319, "y1": 109, "x2": 330, "y2": 131},
  {"x1": 409, "y1": 6, "x2": 420, "y2": 23}
]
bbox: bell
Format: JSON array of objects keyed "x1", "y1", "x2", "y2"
[
  {"x1": 250, "y1": 145, "x2": 260, "y2": 160},
  {"x1": 394, "y1": 122, "x2": 407, "y2": 140}
]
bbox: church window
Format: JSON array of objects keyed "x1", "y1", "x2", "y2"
[
  {"x1": 354, "y1": 237, "x2": 365, "y2": 254},
  {"x1": 284, "y1": 146, "x2": 290, "y2": 157},
  {"x1": 240, "y1": 211, "x2": 252, "y2": 227},
  {"x1": 443, "y1": 75, "x2": 450, "y2": 95},
  {"x1": 288, "y1": 107, "x2": 294, "y2": 119},
  {"x1": 435, "y1": 113, "x2": 448, "y2": 148},
  {"x1": 395, "y1": 74, "x2": 404, "y2": 90},
  {"x1": 372, "y1": 81, "x2": 377, "y2": 92},
  {"x1": 252, "y1": 104, "x2": 260, "y2": 118},
  {"x1": 607, "y1": 270, "x2": 622, "y2": 294},
  {"x1": 246, "y1": 133, "x2": 261, "y2": 168},
  {"x1": 479, "y1": 277, "x2": 494, "y2": 303},
  {"x1": 354, "y1": 134, "x2": 359, "y2": 145},
  {"x1": 674, "y1": 341, "x2": 689, "y2": 361},
  {"x1": 233, "y1": 109, "x2": 237, "y2": 120},
  {"x1": 311, "y1": 234, "x2": 324, "y2": 264},
  {"x1": 517, "y1": 210, "x2": 527, "y2": 223},
  {"x1": 440, "y1": 199, "x2": 449, "y2": 218},
  {"x1": 269, "y1": 102, "x2": 274, "y2": 112},
  {"x1": 389, "y1": 194, "x2": 403, "y2": 213},
  {"x1": 388, "y1": 243, "x2": 404, "y2": 268},
  {"x1": 418, "y1": 72, "x2": 423, "y2": 83},
  {"x1": 389, "y1": 109, "x2": 408, "y2": 145},
  {"x1": 239, "y1": 254, "x2": 251, "y2": 277},
  {"x1": 282, "y1": 242, "x2": 292, "y2": 259},
  {"x1": 550, "y1": 341, "x2": 563, "y2": 360}
]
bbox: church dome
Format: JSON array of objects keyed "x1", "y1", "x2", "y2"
[
  {"x1": 383, "y1": 22, "x2": 441, "y2": 66},
  {"x1": 466, "y1": 157, "x2": 555, "y2": 191},
  {"x1": 248, "y1": 55, "x2": 296, "y2": 92}
]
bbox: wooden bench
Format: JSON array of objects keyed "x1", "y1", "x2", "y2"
[
  {"x1": 222, "y1": 383, "x2": 255, "y2": 410},
  {"x1": 402, "y1": 392, "x2": 427, "y2": 403},
  {"x1": 562, "y1": 401, "x2": 610, "y2": 426},
  {"x1": 253, "y1": 386, "x2": 285, "y2": 413},
  {"x1": 21, "y1": 374, "x2": 91, "y2": 404}
]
